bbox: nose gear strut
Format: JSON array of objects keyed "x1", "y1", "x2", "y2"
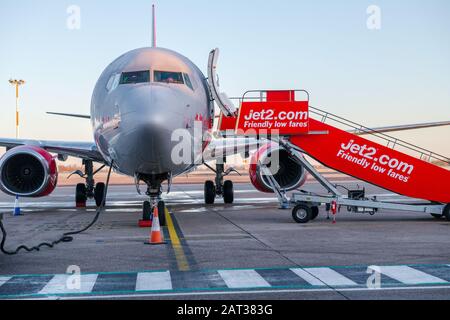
[{"x1": 137, "y1": 174, "x2": 168, "y2": 227}]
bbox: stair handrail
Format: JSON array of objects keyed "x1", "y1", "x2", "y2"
[
  {"x1": 309, "y1": 106, "x2": 450, "y2": 165},
  {"x1": 228, "y1": 96, "x2": 450, "y2": 165}
]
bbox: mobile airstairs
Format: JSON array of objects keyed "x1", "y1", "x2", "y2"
[{"x1": 215, "y1": 89, "x2": 450, "y2": 223}]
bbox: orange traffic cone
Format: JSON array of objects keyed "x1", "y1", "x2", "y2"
[{"x1": 146, "y1": 206, "x2": 166, "y2": 245}]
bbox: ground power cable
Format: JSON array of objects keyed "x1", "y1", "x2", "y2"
[{"x1": 0, "y1": 161, "x2": 114, "y2": 255}]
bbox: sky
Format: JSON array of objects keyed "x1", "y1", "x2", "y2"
[{"x1": 0, "y1": 0, "x2": 449, "y2": 156}]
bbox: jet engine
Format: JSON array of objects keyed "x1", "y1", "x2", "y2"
[
  {"x1": 249, "y1": 143, "x2": 307, "y2": 193},
  {"x1": 0, "y1": 146, "x2": 58, "y2": 197}
]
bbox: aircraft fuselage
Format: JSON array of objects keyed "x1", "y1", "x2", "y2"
[{"x1": 90, "y1": 48, "x2": 213, "y2": 182}]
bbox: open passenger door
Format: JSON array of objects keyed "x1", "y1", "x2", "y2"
[{"x1": 208, "y1": 48, "x2": 237, "y2": 117}]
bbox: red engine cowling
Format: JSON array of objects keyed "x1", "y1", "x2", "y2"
[
  {"x1": 0, "y1": 146, "x2": 58, "y2": 197},
  {"x1": 249, "y1": 143, "x2": 307, "y2": 193}
]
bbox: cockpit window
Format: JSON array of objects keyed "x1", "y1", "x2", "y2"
[
  {"x1": 106, "y1": 73, "x2": 121, "y2": 92},
  {"x1": 154, "y1": 71, "x2": 184, "y2": 84},
  {"x1": 120, "y1": 71, "x2": 150, "y2": 85},
  {"x1": 183, "y1": 73, "x2": 194, "y2": 90}
]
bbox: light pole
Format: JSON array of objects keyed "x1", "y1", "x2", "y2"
[{"x1": 8, "y1": 79, "x2": 26, "y2": 139}]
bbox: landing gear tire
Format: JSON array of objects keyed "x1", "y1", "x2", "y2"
[
  {"x1": 158, "y1": 201, "x2": 167, "y2": 227},
  {"x1": 205, "y1": 180, "x2": 216, "y2": 205},
  {"x1": 142, "y1": 201, "x2": 152, "y2": 221},
  {"x1": 311, "y1": 206, "x2": 320, "y2": 221},
  {"x1": 444, "y1": 204, "x2": 450, "y2": 222},
  {"x1": 76, "y1": 183, "x2": 87, "y2": 207},
  {"x1": 223, "y1": 180, "x2": 234, "y2": 204},
  {"x1": 292, "y1": 204, "x2": 312, "y2": 224},
  {"x1": 94, "y1": 182, "x2": 106, "y2": 207},
  {"x1": 431, "y1": 214, "x2": 443, "y2": 220}
]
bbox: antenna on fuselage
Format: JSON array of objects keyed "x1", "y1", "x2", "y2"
[{"x1": 152, "y1": 4, "x2": 157, "y2": 47}]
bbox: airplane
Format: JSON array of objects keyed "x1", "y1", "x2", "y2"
[{"x1": 1, "y1": 6, "x2": 450, "y2": 226}]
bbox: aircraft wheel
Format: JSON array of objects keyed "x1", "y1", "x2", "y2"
[
  {"x1": 444, "y1": 204, "x2": 450, "y2": 222},
  {"x1": 292, "y1": 204, "x2": 312, "y2": 224},
  {"x1": 94, "y1": 182, "x2": 106, "y2": 207},
  {"x1": 204, "y1": 180, "x2": 216, "y2": 205},
  {"x1": 158, "y1": 201, "x2": 167, "y2": 227},
  {"x1": 311, "y1": 206, "x2": 320, "y2": 220},
  {"x1": 76, "y1": 183, "x2": 87, "y2": 207},
  {"x1": 142, "y1": 201, "x2": 152, "y2": 221},
  {"x1": 223, "y1": 180, "x2": 234, "y2": 204}
]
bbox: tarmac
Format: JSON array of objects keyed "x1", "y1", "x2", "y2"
[{"x1": 0, "y1": 179, "x2": 449, "y2": 300}]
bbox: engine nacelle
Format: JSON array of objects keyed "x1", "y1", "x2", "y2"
[
  {"x1": 249, "y1": 143, "x2": 307, "y2": 193},
  {"x1": 0, "y1": 146, "x2": 58, "y2": 197}
]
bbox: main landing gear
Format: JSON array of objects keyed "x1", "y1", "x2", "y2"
[
  {"x1": 204, "y1": 163, "x2": 238, "y2": 205},
  {"x1": 73, "y1": 160, "x2": 107, "y2": 207},
  {"x1": 445, "y1": 204, "x2": 450, "y2": 221},
  {"x1": 433, "y1": 204, "x2": 450, "y2": 221}
]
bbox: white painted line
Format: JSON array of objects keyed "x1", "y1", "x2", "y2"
[
  {"x1": 378, "y1": 266, "x2": 447, "y2": 285},
  {"x1": 0, "y1": 277, "x2": 11, "y2": 287},
  {"x1": 304, "y1": 268, "x2": 357, "y2": 286},
  {"x1": 218, "y1": 270, "x2": 271, "y2": 289},
  {"x1": 48, "y1": 284, "x2": 450, "y2": 300},
  {"x1": 235, "y1": 198, "x2": 278, "y2": 202},
  {"x1": 307, "y1": 180, "x2": 362, "y2": 185},
  {"x1": 166, "y1": 190, "x2": 256, "y2": 196},
  {"x1": 39, "y1": 274, "x2": 98, "y2": 295},
  {"x1": 136, "y1": 271, "x2": 172, "y2": 292},
  {"x1": 290, "y1": 268, "x2": 326, "y2": 286}
]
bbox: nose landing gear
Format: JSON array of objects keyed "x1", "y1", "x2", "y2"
[{"x1": 139, "y1": 177, "x2": 167, "y2": 227}]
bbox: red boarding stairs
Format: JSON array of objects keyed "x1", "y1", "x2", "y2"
[{"x1": 216, "y1": 90, "x2": 450, "y2": 221}]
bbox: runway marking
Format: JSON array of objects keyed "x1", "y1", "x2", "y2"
[
  {"x1": 0, "y1": 277, "x2": 11, "y2": 288},
  {"x1": 39, "y1": 274, "x2": 98, "y2": 295},
  {"x1": 91, "y1": 273, "x2": 137, "y2": 293},
  {"x1": 218, "y1": 270, "x2": 271, "y2": 289},
  {"x1": 135, "y1": 271, "x2": 172, "y2": 292},
  {"x1": 377, "y1": 266, "x2": 447, "y2": 285},
  {"x1": 290, "y1": 268, "x2": 326, "y2": 286},
  {"x1": 304, "y1": 268, "x2": 358, "y2": 286},
  {"x1": 53, "y1": 285, "x2": 450, "y2": 300},
  {"x1": 165, "y1": 208, "x2": 191, "y2": 272},
  {"x1": 1, "y1": 264, "x2": 450, "y2": 299}
]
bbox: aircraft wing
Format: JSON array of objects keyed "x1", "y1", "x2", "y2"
[
  {"x1": 351, "y1": 120, "x2": 450, "y2": 135},
  {"x1": 46, "y1": 112, "x2": 91, "y2": 119},
  {"x1": 203, "y1": 137, "x2": 261, "y2": 161},
  {"x1": 0, "y1": 138, "x2": 104, "y2": 162}
]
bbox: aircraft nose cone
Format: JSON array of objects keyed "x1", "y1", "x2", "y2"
[{"x1": 117, "y1": 86, "x2": 187, "y2": 175}]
